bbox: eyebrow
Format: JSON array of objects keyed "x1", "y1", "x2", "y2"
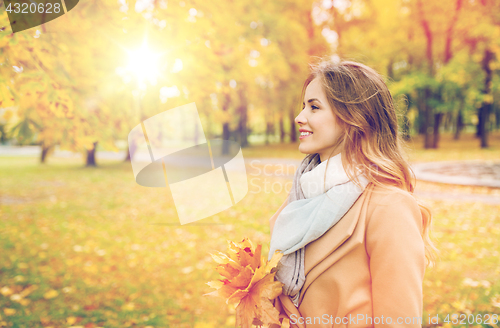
[{"x1": 302, "y1": 98, "x2": 322, "y2": 105}]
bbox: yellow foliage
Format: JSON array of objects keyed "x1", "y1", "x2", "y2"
[
  {"x1": 194, "y1": 322, "x2": 217, "y2": 328},
  {"x1": 3, "y1": 309, "x2": 16, "y2": 316},
  {"x1": 67, "y1": 316, "x2": 78, "y2": 325},
  {"x1": 2, "y1": 109, "x2": 13, "y2": 120},
  {"x1": 19, "y1": 299, "x2": 30, "y2": 306},
  {"x1": 0, "y1": 36, "x2": 9, "y2": 48},
  {"x1": 43, "y1": 289, "x2": 59, "y2": 299},
  {"x1": 121, "y1": 302, "x2": 135, "y2": 311},
  {"x1": 0, "y1": 84, "x2": 15, "y2": 108},
  {"x1": 0, "y1": 286, "x2": 13, "y2": 297},
  {"x1": 483, "y1": 94, "x2": 494, "y2": 104},
  {"x1": 451, "y1": 300, "x2": 466, "y2": 312}
]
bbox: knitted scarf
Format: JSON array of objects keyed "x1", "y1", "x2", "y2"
[{"x1": 269, "y1": 152, "x2": 370, "y2": 307}]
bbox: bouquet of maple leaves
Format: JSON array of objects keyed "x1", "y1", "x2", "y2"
[{"x1": 206, "y1": 238, "x2": 290, "y2": 328}]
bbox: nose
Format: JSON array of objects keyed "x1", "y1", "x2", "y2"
[{"x1": 295, "y1": 109, "x2": 307, "y2": 126}]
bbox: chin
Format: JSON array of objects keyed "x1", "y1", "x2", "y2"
[{"x1": 298, "y1": 144, "x2": 315, "y2": 155}]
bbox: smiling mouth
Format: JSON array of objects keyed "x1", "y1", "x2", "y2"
[{"x1": 299, "y1": 132, "x2": 313, "y2": 139}]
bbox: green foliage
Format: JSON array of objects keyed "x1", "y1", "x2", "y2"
[{"x1": 9, "y1": 114, "x2": 40, "y2": 145}]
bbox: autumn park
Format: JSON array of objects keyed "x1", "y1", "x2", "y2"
[{"x1": 1, "y1": 0, "x2": 500, "y2": 327}]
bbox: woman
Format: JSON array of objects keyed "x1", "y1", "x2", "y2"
[{"x1": 269, "y1": 59, "x2": 438, "y2": 328}]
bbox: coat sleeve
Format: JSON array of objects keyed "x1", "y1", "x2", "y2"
[{"x1": 365, "y1": 191, "x2": 426, "y2": 328}]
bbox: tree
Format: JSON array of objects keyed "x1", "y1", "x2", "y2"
[{"x1": 455, "y1": 0, "x2": 500, "y2": 147}]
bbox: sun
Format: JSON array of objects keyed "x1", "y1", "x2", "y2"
[{"x1": 125, "y1": 41, "x2": 162, "y2": 88}]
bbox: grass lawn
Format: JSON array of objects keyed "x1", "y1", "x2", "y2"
[{"x1": 0, "y1": 131, "x2": 499, "y2": 327}]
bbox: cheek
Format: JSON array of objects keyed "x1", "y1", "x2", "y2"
[{"x1": 316, "y1": 116, "x2": 339, "y2": 137}]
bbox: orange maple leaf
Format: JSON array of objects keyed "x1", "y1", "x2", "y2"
[
  {"x1": 235, "y1": 270, "x2": 283, "y2": 328},
  {"x1": 206, "y1": 238, "x2": 284, "y2": 328}
]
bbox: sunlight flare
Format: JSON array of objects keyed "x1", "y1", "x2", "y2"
[{"x1": 125, "y1": 42, "x2": 163, "y2": 87}]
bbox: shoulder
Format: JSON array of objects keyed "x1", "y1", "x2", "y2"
[
  {"x1": 365, "y1": 183, "x2": 423, "y2": 234},
  {"x1": 367, "y1": 183, "x2": 416, "y2": 206}
]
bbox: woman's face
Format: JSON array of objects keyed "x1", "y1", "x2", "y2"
[{"x1": 295, "y1": 77, "x2": 344, "y2": 163}]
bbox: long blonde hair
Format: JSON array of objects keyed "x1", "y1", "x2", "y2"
[{"x1": 300, "y1": 57, "x2": 439, "y2": 268}]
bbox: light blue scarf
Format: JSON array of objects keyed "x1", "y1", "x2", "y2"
[{"x1": 269, "y1": 152, "x2": 370, "y2": 307}]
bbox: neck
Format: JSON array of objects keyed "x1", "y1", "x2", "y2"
[{"x1": 319, "y1": 149, "x2": 342, "y2": 163}]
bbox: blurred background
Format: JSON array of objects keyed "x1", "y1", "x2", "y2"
[{"x1": 1, "y1": 0, "x2": 499, "y2": 327}]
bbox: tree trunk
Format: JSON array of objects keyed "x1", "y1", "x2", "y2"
[
  {"x1": 479, "y1": 104, "x2": 492, "y2": 147},
  {"x1": 432, "y1": 112, "x2": 443, "y2": 148},
  {"x1": 0, "y1": 124, "x2": 7, "y2": 144},
  {"x1": 431, "y1": 86, "x2": 443, "y2": 148},
  {"x1": 402, "y1": 94, "x2": 411, "y2": 140},
  {"x1": 443, "y1": 112, "x2": 453, "y2": 132},
  {"x1": 265, "y1": 122, "x2": 273, "y2": 145},
  {"x1": 387, "y1": 59, "x2": 394, "y2": 80},
  {"x1": 233, "y1": 129, "x2": 238, "y2": 142},
  {"x1": 237, "y1": 110, "x2": 248, "y2": 147},
  {"x1": 237, "y1": 88, "x2": 249, "y2": 148},
  {"x1": 40, "y1": 143, "x2": 54, "y2": 163},
  {"x1": 416, "y1": 0, "x2": 434, "y2": 148},
  {"x1": 417, "y1": 89, "x2": 426, "y2": 135},
  {"x1": 86, "y1": 141, "x2": 98, "y2": 167},
  {"x1": 279, "y1": 115, "x2": 285, "y2": 143},
  {"x1": 443, "y1": 112, "x2": 451, "y2": 132},
  {"x1": 454, "y1": 107, "x2": 463, "y2": 140},
  {"x1": 479, "y1": 48, "x2": 494, "y2": 148},
  {"x1": 124, "y1": 137, "x2": 138, "y2": 162},
  {"x1": 423, "y1": 88, "x2": 433, "y2": 149},
  {"x1": 417, "y1": 115, "x2": 425, "y2": 135},
  {"x1": 476, "y1": 107, "x2": 482, "y2": 138},
  {"x1": 124, "y1": 150, "x2": 130, "y2": 162},
  {"x1": 289, "y1": 108, "x2": 297, "y2": 143},
  {"x1": 222, "y1": 92, "x2": 231, "y2": 154},
  {"x1": 496, "y1": 105, "x2": 500, "y2": 130},
  {"x1": 407, "y1": 25, "x2": 414, "y2": 69},
  {"x1": 444, "y1": 0, "x2": 463, "y2": 64},
  {"x1": 417, "y1": 0, "x2": 434, "y2": 76}
]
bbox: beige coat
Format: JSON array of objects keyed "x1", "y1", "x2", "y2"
[{"x1": 269, "y1": 183, "x2": 426, "y2": 328}]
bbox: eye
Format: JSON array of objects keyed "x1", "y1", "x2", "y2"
[{"x1": 311, "y1": 105, "x2": 319, "y2": 111}]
